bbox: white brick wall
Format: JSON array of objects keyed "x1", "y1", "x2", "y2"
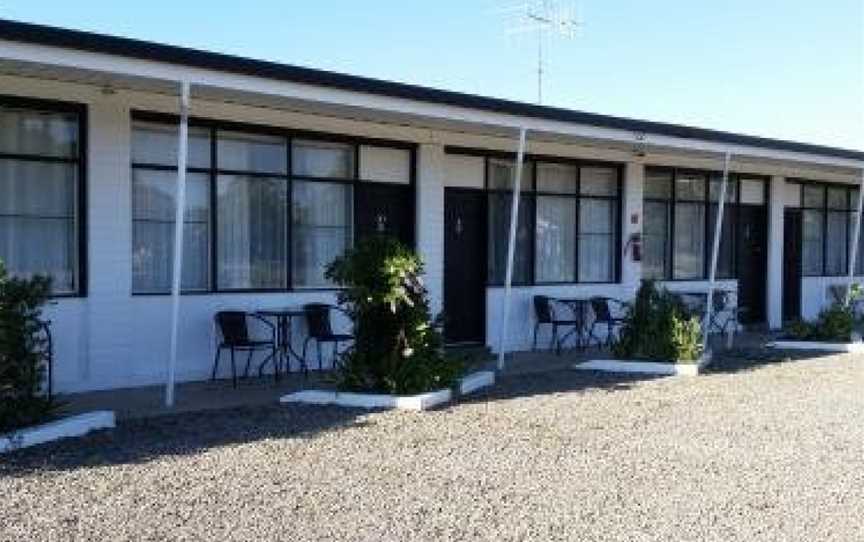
[{"x1": 1, "y1": 72, "x2": 858, "y2": 392}]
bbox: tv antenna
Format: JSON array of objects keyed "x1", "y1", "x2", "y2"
[{"x1": 502, "y1": 1, "x2": 581, "y2": 104}]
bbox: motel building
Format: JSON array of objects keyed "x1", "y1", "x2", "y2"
[{"x1": 1, "y1": 19, "x2": 862, "y2": 394}]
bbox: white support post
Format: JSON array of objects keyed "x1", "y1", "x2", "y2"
[
  {"x1": 701, "y1": 151, "x2": 732, "y2": 361},
  {"x1": 497, "y1": 127, "x2": 528, "y2": 371},
  {"x1": 845, "y1": 168, "x2": 864, "y2": 306},
  {"x1": 165, "y1": 81, "x2": 190, "y2": 408}
]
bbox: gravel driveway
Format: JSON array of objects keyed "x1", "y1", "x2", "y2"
[{"x1": 2, "y1": 353, "x2": 862, "y2": 541}]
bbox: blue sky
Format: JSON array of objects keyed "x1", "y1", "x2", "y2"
[{"x1": 2, "y1": 1, "x2": 862, "y2": 150}]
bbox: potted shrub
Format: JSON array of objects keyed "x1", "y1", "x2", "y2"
[
  {"x1": 325, "y1": 237, "x2": 464, "y2": 394},
  {"x1": 612, "y1": 280, "x2": 703, "y2": 363}
]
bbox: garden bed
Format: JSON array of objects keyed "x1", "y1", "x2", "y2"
[
  {"x1": 0, "y1": 410, "x2": 115, "y2": 454},
  {"x1": 280, "y1": 370, "x2": 495, "y2": 411},
  {"x1": 573, "y1": 359, "x2": 707, "y2": 376},
  {"x1": 766, "y1": 340, "x2": 864, "y2": 353}
]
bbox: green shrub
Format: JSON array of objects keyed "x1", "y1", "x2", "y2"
[
  {"x1": 613, "y1": 280, "x2": 703, "y2": 363},
  {"x1": 325, "y1": 237, "x2": 464, "y2": 394},
  {"x1": 0, "y1": 260, "x2": 57, "y2": 433},
  {"x1": 788, "y1": 302, "x2": 855, "y2": 342}
]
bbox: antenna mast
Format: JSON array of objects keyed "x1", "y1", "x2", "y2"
[{"x1": 505, "y1": 1, "x2": 580, "y2": 104}]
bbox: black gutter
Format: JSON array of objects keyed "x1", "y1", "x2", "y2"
[{"x1": 1, "y1": 18, "x2": 862, "y2": 162}]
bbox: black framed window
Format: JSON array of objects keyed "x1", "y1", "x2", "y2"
[
  {"x1": 643, "y1": 167, "x2": 761, "y2": 281},
  {"x1": 131, "y1": 121, "x2": 212, "y2": 293},
  {"x1": 0, "y1": 97, "x2": 85, "y2": 295},
  {"x1": 797, "y1": 181, "x2": 863, "y2": 277},
  {"x1": 130, "y1": 113, "x2": 413, "y2": 294},
  {"x1": 291, "y1": 139, "x2": 354, "y2": 288},
  {"x1": 484, "y1": 155, "x2": 622, "y2": 285}
]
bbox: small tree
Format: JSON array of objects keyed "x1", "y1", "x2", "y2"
[
  {"x1": 325, "y1": 237, "x2": 463, "y2": 394},
  {"x1": 0, "y1": 260, "x2": 56, "y2": 433},
  {"x1": 613, "y1": 280, "x2": 703, "y2": 362}
]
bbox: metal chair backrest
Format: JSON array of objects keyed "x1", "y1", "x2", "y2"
[
  {"x1": 712, "y1": 290, "x2": 730, "y2": 312},
  {"x1": 304, "y1": 303, "x2": 334, "y2": 338},
  {"x1": 533, "y1": 296, "x2": 553, "y2": 324},
  {"x1": 590, "y1": 297, "x2": 612, "y2": 323},
  {"x1": 215, "y1": 311, "x2": 250, "y2": 345}
]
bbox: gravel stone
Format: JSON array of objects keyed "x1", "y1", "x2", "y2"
[{"x1": 1, "y1": 354, "x2": 862, "y2": 541}]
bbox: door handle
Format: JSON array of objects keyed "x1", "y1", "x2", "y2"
[{"x1": 455, "y1": 217, "x2": 464, "y2": 236}]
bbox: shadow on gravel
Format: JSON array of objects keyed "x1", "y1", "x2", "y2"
[
  {"x1": 0, "y1": 403, "x2": 370, "y2": 476},
  {"x1": 705, "y1": 347, "x2": 839, "y2": 375},
  {"x1": 459, "y1": 368, "x2": 665, "y2": 407}
]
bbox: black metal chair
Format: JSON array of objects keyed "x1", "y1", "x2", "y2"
[
  {"x1": 588, "y1": 297, "x2": 626, "y2": 347},
  {"x1": 708, "y1": 290, "x2": 742, "y2": 335},
  {"x1": 36, "y1": 319, "x2": 53, "y2": 399},
  {"x1": 302, "y1": 303, "x2": 353, "y2": 371},
  {"x1": 212, "y1": 311, "x2": 277, "y2": 388},
  {"x1": 532, "y1": 295, "x2": 580, "y2": 354}
]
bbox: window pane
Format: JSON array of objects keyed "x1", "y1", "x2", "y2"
[
  {"x1": 0, "y1": 106, "x2": 78, "y2": 157},
  {"x1": 802, "y1": 185, "x2": 824, "y2": 208},
  {"x1": 292, "y1": 139, "x2": 354, "y2": 178},
  {"x1": 217, "y1": 175, "x2": 287, "y2": 289},
  {"x1": 0, "y1": 159, "x2": 77, "y2": 292},
  {"x1": 536, "y1": 162, "x2": 576, "y2": 193},
  {"x1": 739, "y1": 179, "x2": 765, "y2": 205},
  {"x1": 673, "y1": 202, "x2": 705, "y2": 279},
  {"x1": 218, "y1": 131, "x2": 287, "y2": 174},
  {"x1": 488, "y1": 159, "x2": 533, "y2": 191},
  {"x1": 802, "y1": 209, "x2": 824, "y2": 275},
  {"x1": 359, "y1": 145, "x2": 409, "y2": 184},
  {"x1": 131, "y1": 122, "x2": 211, "y2": 168},
  {"x1": 488, "y1": 193, "x2": 531, "y2": 283},
  {"x1": 292, "y1": 181, "x2": 352, "y2": 288},
  {"x1": 579, "y1": 199, "x2": 615, "y2": 281},
  {"x1": 644, "y1": 169, "x2": 672, "y2": 199},
  {"x1": 0, "y1": 160, "x2": 75, "y2": 217},
  {"x1": 675, "y1": 173, "x2": 706, "y2": 201},
  {"x1": 535, "y1": 196, "x2": 575, "y2": 282},
  {"x1": 643, "y1": 200, "x2": 669, "y2": 279},
  {"x1": 708, "y1": 205, "x2": 735, "y2": 278},
  {"x1": 580, "y1": 166, "x2": 617, "y2": 196},
  {"x1": 709, "y1": 175, "x2": 737, "y2": 203},
  {"x1": 827, "y1": 187, "x2": 848, "y2": 210},
  {"x1": 826, "y1": 211, "x2": 848, "y2": 275},
  {"x1": 0, "y1": 216, "x2": 75, "y2": 292},
  {"x1": 851, "y1": 213, "x2": 864, "y2": 275},
  {"x1": 131, "y1": 170, "x2": 210, "y2": 292}
]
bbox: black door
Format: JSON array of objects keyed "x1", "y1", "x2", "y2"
[
  {"x1": 783, "y1": 209, "x2": 803, "y2": 322},
  {"x1": 354, "y1": 183, "x2": 414, "y2": 247},
  {"x1": 736, "y1": 205, "x2": 767, "y2": 323},
  {"x1": 444, "y1": 189, "x2": 486, "y2": 344}
]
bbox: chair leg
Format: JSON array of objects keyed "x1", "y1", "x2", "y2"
[
  {"x1": 211, "y1": 348, "x2": 222, "y2": 381},
  {"x1": 244, "y1": 350, "x2": 254, "y2": 378},
  {"x1": 230, "y1": 348, "x2": 237, "y2": 388},
  {"x1": 317, "y1": 341, "x2": 323, "y2": 371},
  {"x1": 532, "y1": 323, "x2": 540, "y2": 351},
  {"x1": 552, "y1": 325, "x2": 560, "y2": 355}
]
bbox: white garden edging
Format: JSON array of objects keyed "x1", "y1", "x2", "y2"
[
  {"x1": 0, "y1": 410, "x2": 116, "y2": 454},
  {"x1": 766, "y1": 340, "x2": 864, "y2": 353},
  {"x1": 573, "y1": 359, "x2": 705, "y2": 376},
  {"x1": 280, "y1": 370, "x2": 496, "y2": 411}
]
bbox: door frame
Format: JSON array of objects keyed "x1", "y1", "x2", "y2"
[{"x1": 443, "y1": 187, "x2": 487, "y2": 345}]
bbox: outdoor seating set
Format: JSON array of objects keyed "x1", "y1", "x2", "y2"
[
  {"x1": 532, "y1": 289, "x2": 741, "y2": 355},
  {"x1": 212, "y1": 304, "x2": 353, "y2": 387}
]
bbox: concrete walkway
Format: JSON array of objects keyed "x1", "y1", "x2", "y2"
[{"x1": 58, "y1": 331, "x2": 778, "y2": 420}]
